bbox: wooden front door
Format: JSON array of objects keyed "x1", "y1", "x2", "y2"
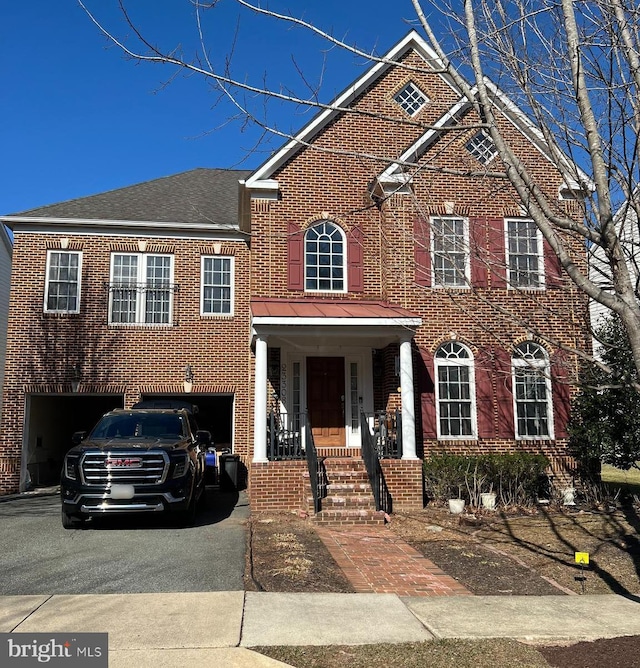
[{"x1": 307, "y1": 357, "x2": 345, "y2": 447}]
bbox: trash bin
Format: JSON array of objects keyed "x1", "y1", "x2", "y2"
[
  {"x1": 205, "y1": 447, "x2": 218, "y2": 485},
  {"x1": 219, "y1": 453, "x2": 240, "y2": 491}
]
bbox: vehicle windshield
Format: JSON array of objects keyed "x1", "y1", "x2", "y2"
[{"x1": 89, "y1": 413, "x2": 185, "y2": 440}]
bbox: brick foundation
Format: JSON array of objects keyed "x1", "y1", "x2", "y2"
[
  {"x1": 248, "y1": 460, "x2": 308, "y2": 512},
  {"x1": 380, "y1": 459, "x2": 424, "y2": 511}
]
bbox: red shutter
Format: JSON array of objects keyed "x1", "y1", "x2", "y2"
[
  {"x1": 544, "y1": 239, "x2": 563, "y2": 288},
  {"x1": 551, "y1": 351, "x2": 571, "y2": 438},
  {"x1": 488, "y1": 217, "x2": 507, "y2": 288},
  {"x1": 418, "y1": 347, "x2": 437, "y2": 439},
  {"x1": 347, "y1": 226, "x2": 364, "y2": 293},
  {"x1": 414, "y1": 217, "x2": 431, "y2": 287},
  {"x1": 469, "y1": 216, "x2": 488, "y2": 288},
  {"x1": 474, "y1": 347, "x2": 494, "y2": 437},
  {"x1": 287, "y1": 222, "x2": 304, "y2": 291},
  {"x1": 494, "y1": 346, "x2": 515, "y2": 438}
]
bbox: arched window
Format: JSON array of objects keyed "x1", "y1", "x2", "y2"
[
  {"x1": 305, "y1": 222, "x2": 345, "y2": 292},
  {"x1": 435, "y1": 342, "x2": 476, "y2": 438},
  {"x1": 512, "y1": 342, "x2": 553, "y2": 438}
]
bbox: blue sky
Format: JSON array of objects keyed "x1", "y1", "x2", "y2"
[{"x1": 2, "y1": 1, "x2": 421, "y2": 215}]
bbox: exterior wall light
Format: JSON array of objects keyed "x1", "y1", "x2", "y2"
[{"x1": 183, "y1": 364, "x2": 194, "y2": 393}]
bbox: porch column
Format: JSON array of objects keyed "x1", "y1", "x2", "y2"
[
  {"x1": 253, "y1": 334, "x2": 268, "y2": 463},
  {"x1": 400, "y1": 335, "x2": 418, "y2": 460}
]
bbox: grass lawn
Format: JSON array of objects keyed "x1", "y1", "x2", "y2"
[{"x1": 601, "y1": 463, "x2": 640, "y2": 497}]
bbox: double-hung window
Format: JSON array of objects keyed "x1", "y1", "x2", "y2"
[
  {"x1": 109, "y1": 253, "x2": 174, "y2": 325},
  {"x1": 512, "y1": 342, "x2": 553, "y2": 438},
  {"x1": 305, "y1": 222, "x2": 345, "y2": 292},
  {"x1": 201, "y1": 256, "x2": 234, "y2": 316},
  {"x1": 431, "y1": 216, "x2": 469, "y2": 287},
  {"x1": 506, "y1": 219, "x2": 544, "y2": 288},
  {"x1": 44, "y1": 250, "x2": 82, "y2": 313},
  {"x1": 435, "y1": 342, "x2": 476, "y2": 438}
]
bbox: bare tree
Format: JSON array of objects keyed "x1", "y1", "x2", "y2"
[{"x1": 77, "y1": 0, "x2": 640, "y2": 384}]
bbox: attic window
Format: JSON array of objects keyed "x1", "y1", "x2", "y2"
[
  {"x1": 465, "y1": 131, "x2": 497, "y2": 165},
  {"x1": 394, "y1": 82, "x2": 428, "y2": 116}
]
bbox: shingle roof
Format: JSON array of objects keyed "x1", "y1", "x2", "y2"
[{"x1": 8, "y1": 168, "x2": 251, "y2": 227}]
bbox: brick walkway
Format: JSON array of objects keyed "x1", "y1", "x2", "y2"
[{"x1": 315, "y1": 526, "x2": 471, "y2": 597}]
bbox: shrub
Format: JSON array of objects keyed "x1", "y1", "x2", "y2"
[{"x1": 423, "y1": 452, "x2": 550, "y2": 508}]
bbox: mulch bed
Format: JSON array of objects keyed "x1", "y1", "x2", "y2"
[{"x1": 246, "y1": 506, "x2": 640, "y2": 668}]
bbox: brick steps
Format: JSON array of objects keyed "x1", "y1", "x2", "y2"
[{"x1": 304, "y1": 457, "x2": 382, "y2": 526}]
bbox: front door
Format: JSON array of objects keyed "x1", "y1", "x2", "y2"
[{"x1": 307, "y1": 357, "x2": 345, "y2": 447}]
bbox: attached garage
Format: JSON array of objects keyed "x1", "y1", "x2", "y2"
[
  {"x1": 140, "y1": 393, "x2": 234, "y2": 450},
  {"x1": 22, "y1": 394, "x2": 124, "y2": 488}
]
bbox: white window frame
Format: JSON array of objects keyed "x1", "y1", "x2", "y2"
[
  {"x1": 511, "y1": 342, "x2": 554, "y2": 439},
  {"x1": 434, "y1": 342, "x2": 477, "y2": 439},
  {"x1": 108, "y1": 252, "x2": 174, "y2": 326},
  {"x1": 430, "y1": 216, "x2": 470, "y2": 288},
  {"x1": 505, "y1": 218, "x2": 545, "y2": 290},
  {"x1": 393, "y1": 81, "x2": 429, "y2": 116},
  {"x1": 44, "y1": 250, "x2": 82, "y2": 314},
  {"x1": 304, "y1": 221, "x2": 347, "y2": 293},
  {"x1": 201, "y1": 255, "x2": 234, "y2": 316},
  {"x1": 465, "y1": 130, "x2": 498, "y2": 165}
]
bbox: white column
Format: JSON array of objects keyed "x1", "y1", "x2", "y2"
[
  {"x1": 400, "y1": 335, "x2": 418, "y2": 460},
  {"x1": 253, "y1": 334, "x2": 268, "y2": 463}
]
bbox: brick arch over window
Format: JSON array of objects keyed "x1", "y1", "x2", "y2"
[{"x1": 287, "y1": 220, "x2": 363, "y2": 293}]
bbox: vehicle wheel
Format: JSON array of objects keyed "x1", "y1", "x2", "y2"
[
  {"x1": 175, "y1": 493, "x2": 198, "y2": 528},
  {"x1": 61, "y1": 507, "x2": 86, "y2": 530}
]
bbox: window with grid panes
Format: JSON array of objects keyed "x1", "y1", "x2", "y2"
[
  {"x1": 465, "y1": 131, "x2": 497, "y2": 165},
  {"x1": 305, "y1": 222, "x2": 345, "y2": 292},
  {"x1": 44, "y1": 250, "x2": 82, "y2": 313},
  {"x1": 201, "y1": 256, "x2": 234, "y2": 315},
  {"x1": 512, "y1": 342, "x2": 552, "y2": 438},
  {"x1": 506, "y1": 219, "x2": 543, "y2": 288},
  {"x1": 431, "y1": 217, "x2": 469, "y2": 287},
  {"x1": 109, "y1": 253, "x2": 173, "y2": 325},
  {"x1": 435, "y1": 342, "x2": 476, "y2": 438},
  {"x1": 393, "y1": 82, "x2": 428, "y2": 116}
]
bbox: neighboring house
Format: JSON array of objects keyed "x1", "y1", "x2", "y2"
[
  {"x1": 0, "y1": 225, "x2": 12, "y2": 424},
  {"x1": 0, "y1": 32, "x2": 587, "y2": 514},
  {"x1": 588, "y1": 197, "x2": 640, "y2": 350}
]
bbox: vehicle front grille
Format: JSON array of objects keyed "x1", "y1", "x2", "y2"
[{"x1": 80, "y1": 451, "x2": 169, "y2": 486}]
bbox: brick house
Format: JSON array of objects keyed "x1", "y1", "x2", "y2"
[{"x1": 0, "y1": 31, "x2": 586, "y2": 514}]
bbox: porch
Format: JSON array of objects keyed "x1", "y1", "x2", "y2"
[{"x1": 248, "y1": 297, "x2": 425, "y2": 517}]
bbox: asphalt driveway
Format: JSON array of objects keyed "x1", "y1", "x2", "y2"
[{"x1": 0, "y1": 488, "x2": 249, "y2": 595}]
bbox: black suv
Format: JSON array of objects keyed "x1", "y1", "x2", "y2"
[{"x1": 60, "y1": 402, "x2": 211, "y2": 528}]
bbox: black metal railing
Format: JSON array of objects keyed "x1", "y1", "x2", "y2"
[
  {"x1": 106, "y1": 282, "x2": 179, "y2": 326},
  {"x1": 304, "y1": 418, "x2": 325, "y2": 514},
  {"x1": 266, "y1": 411, "x2": 325, "y2": 513},
  {"x1": 267, "y1": 411, "x2": 306, "y2": 461},
  {"x1": 364, "y1": 410, "x2": 403, "y2": 459},
  {"x1": 360, "y1": 411, "x2": 393, "y2": 514}
]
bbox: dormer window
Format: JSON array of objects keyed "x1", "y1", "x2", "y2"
[
  {"x1": 465, "y1": 131, "x2": 497, "y2": 165},
  {"x1": 394, "y1": 82, "x2": 428, "y2": 116}
]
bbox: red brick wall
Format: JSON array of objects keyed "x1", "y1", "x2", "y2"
[
  {"x1": 380, "y1": 459, "x2": 424, "y2": 511},
  {"x1": 0, "y1": 234, "x2": 252, "y2": 494},
  {"x1": 249, "y1": 461, "x2": 307, "y2": 512},
  {"x1": 246, "y1": 46, "x2": 588, "y2": 502}
]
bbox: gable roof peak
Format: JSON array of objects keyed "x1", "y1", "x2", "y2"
[{"x1": 244, "y1": 30, "x2": 454, "y2": 191}]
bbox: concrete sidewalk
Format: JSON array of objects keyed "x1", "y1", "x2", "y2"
[{"x1": 2, "y1": 591, "x2": 640, "y2": 667}]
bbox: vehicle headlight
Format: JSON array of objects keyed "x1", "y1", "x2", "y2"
[
  {"x1": 64, "y1": 455, "x2": 79, "y2": 481},
  {"x1": 172, "y1": 455, "x2": 189, "y2": 478}
]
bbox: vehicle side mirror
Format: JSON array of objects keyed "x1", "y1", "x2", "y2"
[
  {"x1": 196, "y1": 430, "x2": 212, "y2": 446},
  {"x1": 72, "y1": 431, "x2": 87, "y2": 445}
]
